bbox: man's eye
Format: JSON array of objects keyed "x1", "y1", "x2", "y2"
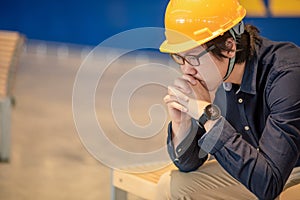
[{"x1": 185, "y1": 56, "x2": 198, "y2": 65}]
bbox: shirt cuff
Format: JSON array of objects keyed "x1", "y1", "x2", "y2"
[
  {"x1": 198, "y1": 117, "x2": 235, "y2": 154},
  {"x1": 167, "y1": 119, "x2": 200, "y2": 159}
]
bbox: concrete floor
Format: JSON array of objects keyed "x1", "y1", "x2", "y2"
[
  {"x1": 0, "y1": 41, "x2": 173, "y2": 200},
  {"x1": 0, "y1": 41, "x2": 172, "y2": 200},
  {"x1": 0, "y1": 45, "x2": 110, "y2": 200}
]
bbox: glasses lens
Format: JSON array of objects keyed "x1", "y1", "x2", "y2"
[
  {"x1": 171, "y1": 54, "x2": 184, "y2": 65},
  {"x1": 185, "y1": 55, "x2": 200, "y2": 66}
]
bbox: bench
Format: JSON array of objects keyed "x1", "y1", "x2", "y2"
[
  {"x1": 0, "y1": 30, "x2": 25, "y2": 162},
  {"x1": 112, "y1": 162, "x2": 176, "y2": 200},
  {"x1": 112, "y1": 160, "x2": 300, "y2": 200}
]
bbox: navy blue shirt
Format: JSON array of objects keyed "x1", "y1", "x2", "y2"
[{"x1": 167, "y1": 37, "x2": 300, "y2": 200}]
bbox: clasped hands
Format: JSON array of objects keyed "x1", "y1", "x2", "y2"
[{"x1": 164, "y1": 74, "x2": 215, "y2": 136}]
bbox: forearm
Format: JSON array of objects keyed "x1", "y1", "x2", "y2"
[
  {"x1": 199, "y1": 117, "x2": 299, "y2": 199},
  {"x1": 167, "y1": 119, "x2": 208, "y2": 172},
  {"x1": 171, "y1": 119, "x2": 192, "y2": 149}
]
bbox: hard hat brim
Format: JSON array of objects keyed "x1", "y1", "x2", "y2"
[{"x1": 159, "y1": 39, "x2": 200, "y2": 54}]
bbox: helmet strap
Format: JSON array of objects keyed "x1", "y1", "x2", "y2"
[
  {"x1": 222, "y1": 26, "x2": 240, "y2": 81},
  {"x1": 223, "y1": 56, "x2": 236, "y2": 81}
]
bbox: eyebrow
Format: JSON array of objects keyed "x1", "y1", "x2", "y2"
[
  {"x1": 182, "y1": 47, "x2": 206, "y2": 56},
  {"x1": 184, "y1": 49, "x2": 205, "y2": 56}
]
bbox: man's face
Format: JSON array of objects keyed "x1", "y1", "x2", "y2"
[{"x1": 176, "y1": 45, "x2": 223, "y2": 92}]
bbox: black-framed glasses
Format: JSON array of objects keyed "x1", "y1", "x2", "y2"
[{"x1": 170, "y1": 45, "x2": 215, "y2": 66}]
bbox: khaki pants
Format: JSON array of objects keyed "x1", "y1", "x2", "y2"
[{"x1": 155, "y1": 159, "x2": 300, "y2": 200}]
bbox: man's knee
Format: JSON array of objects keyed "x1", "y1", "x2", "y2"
[
  {"x1": 280, "y1": 184, "x2": 300, "y2": 199},
  {"x1": 156, "y1": 170, "x2": 195, "y2": 200},
  {"x1": 156, "y1": 171, "x2": 172, "y2": 200},
  {"x1": 156, "y1": 161, "x2": 254, "y2": 200}
]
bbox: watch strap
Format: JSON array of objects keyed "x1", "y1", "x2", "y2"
[
  {"x1": 198, "y1": 113, "x2": 208, "y2": 127},
  {"x1": 197, "y1": 104, "x2": 221, "y2": 127}
]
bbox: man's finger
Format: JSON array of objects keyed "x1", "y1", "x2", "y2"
[
  {"x1": 168, "y1": 101, "x2": 188, "y2": 113},
  {"x1": 173, "y1": 78, "x2": 192, "y2": 94},
  {"x1": 168, "y1": 86, "x2": 189, "y2": 102},
  {"x1": 164, "y1": 94, "x2": 189, "y2": 107},
  {"x1": 181, "y1": 74, "x2": 197, "y2": 85}
]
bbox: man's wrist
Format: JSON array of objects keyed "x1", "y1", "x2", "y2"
[
  {"x1": 197, "y1": 104, "x2": 221, "y2": 127},
  {"x1": 204, "y1": 119, "x2": 218, "y2": 132},
  {"x1": 172, "y1": 120, "x2": 192, "y2": 148},
  {"x1": 196, "y1": 101, "x2": 211, "y2": 119}
]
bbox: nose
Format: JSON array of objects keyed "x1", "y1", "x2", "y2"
[{"x1": 180, "y1": 63, "x2": 197, "y2": 75}]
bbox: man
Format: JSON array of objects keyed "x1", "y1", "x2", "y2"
[{"x1": 156, "y1": 0, "x2": 300, "y2": 199}]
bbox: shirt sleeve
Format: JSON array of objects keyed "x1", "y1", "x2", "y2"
[
  {"x1": 198, "y1": 66, "x2": 300, "y2": 200},
  {"x1": 167, "y1": 119, "x2": 208, "y2": 172}
]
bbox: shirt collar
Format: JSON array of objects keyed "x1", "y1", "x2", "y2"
[
  {"x1": 239, "y1": 50, "x2": 258, "y2": 95},
  {"x1": 222, "y1": 46, "x2": 259, "y2": 95}
]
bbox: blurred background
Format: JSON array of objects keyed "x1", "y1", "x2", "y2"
[
  {"x1": 1, "y1": 0, "x2": 300, "y2": 46},
  {"x1": 0, "y1": 0, "x2": 299, "y2": 200}
]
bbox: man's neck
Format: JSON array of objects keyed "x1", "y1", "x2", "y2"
[{"x1": 225, "y1": 62, "x2": 246, "y2": 85}]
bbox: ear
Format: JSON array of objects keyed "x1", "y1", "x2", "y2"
[{"x1": 222, "y1": 37, "x2": 236, "y2": 58}]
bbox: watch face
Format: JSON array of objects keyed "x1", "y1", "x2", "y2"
[{"x1": 205, "y1": 104, "x2": 221, "y2": 120}]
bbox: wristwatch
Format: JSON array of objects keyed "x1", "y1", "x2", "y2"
[{"x1": 198, "y1": 104, "x2": 221, "y2": 126}]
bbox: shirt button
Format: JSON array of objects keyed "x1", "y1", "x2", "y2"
[
  {"x1": 238, "y1": 98, "x2": 243, "y2": 103},
  {"x1": 244, "y1": 126, "x2": 250, "y2": 131},
  {"x1": 177, "y1": 148, "x2": 182, "y2": 153}
]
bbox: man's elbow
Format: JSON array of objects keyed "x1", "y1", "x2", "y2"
[{"x1": 172, "y1": 160, "x2": 202, "y2": 172}]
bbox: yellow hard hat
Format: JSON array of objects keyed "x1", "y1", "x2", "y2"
[{"x1": 160, "y1": 0, "x2": 246, "y2": 53}]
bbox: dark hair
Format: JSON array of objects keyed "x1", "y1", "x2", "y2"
[{"x1": 205, "y1": 24, "x2": 261, "y2": 64}]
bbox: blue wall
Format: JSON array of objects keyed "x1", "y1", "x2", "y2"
[{"x1": 1, "y1": 0, "x2": 299, "y2": 46}]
